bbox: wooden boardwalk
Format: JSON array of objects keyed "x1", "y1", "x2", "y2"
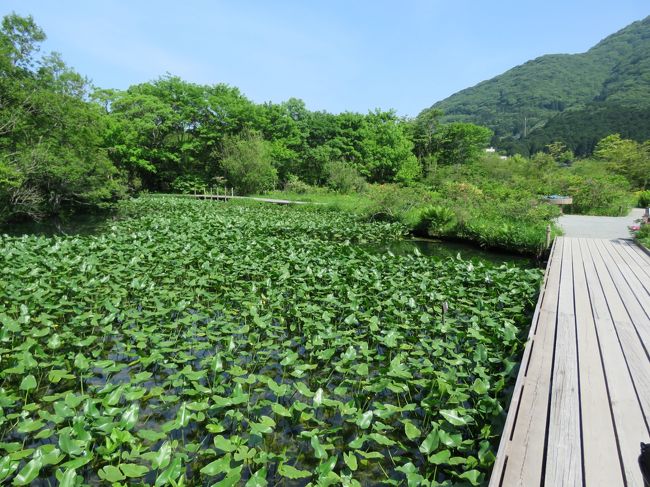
[
  {"x1": 490, "y1": 237, "x2": 650, "y2": 487},
  {"x1": 191, "y1": 194, "x2": 313, "y2": 205}
]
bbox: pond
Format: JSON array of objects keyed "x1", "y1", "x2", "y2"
[
  {"x1": 0, "y1": 197, "x2": 543, "y2": 486},
  {"x1": 0, "y1": 212, "x2": 116, "y2": 237},
  {"x1": 1, "y1": 214, "x2": 534, "y2": 268},
  {"x1": 366, "y1": 238, "x2": 534, "y2": 267}
]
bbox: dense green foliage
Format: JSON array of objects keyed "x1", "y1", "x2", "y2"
[
  {"x1": 0, "y1": 12, "x2": 641, "y2": 255},
  {"x1": 594, "y1": 134, "x2": 650, "y2": 190},
  {"x1": 101, "y1": 80, "x2": 420, "y2": 193},
  {"x1": 220, "y1": 131, "x2": 278, "y2": 195},
  {"x1": 423, "y1": 16, "x2": 650, "y2": 155},
  {"x1": 0, "y1": 14, "x2": 125, "y2": 222},
  {"x1": 636, "y1": 224, "x2": 650, "y2": 249},
  {"x1": 0, "y1": 196, "x2": 542, "y2": 486},
  {"x1": 264, "y1": 146, "x2": 637, "y2": 255}
]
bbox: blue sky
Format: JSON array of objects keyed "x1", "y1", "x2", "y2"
[{"x1": 2, "y1": 1, "x2": 648, "y2": 116}]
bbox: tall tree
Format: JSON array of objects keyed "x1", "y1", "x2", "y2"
[{"x1": 0, "y1": 13, "x2": 124, "y2": 222}]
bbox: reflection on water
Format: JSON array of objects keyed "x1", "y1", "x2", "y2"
[
  {"x1": 0, "y1": 213, "x2": 114, "y2": 237},
  {"x1": 367, "y1": 238, "x2": 534, "y2": 267}
]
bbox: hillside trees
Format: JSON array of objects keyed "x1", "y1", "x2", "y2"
[{"x1": 426, "y1": 16, "x2": 650, "y2": 155}]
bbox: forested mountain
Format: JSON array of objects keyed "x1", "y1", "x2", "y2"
[{"x1": 421, "y1": 16, "x2": 650, "y2": 155}]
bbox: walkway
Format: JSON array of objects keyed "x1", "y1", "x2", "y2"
[
  {"x1": 489, "y1": 237, "x2": 650, "y2": 486},
  {"x1": 190, "y1": 194, "x2": 314, "y2": 205},
  {"x1": 558, "y1": 208, "x2": 644, "y2": 239}
]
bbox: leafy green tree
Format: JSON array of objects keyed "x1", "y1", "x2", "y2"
[
  {"x1": 545, "y1": 141, "x2": 574, "y2": 165},
  {"x1": 358, "y1": 110, "x2": 420, "y2": 183},
  {"x1": 220, "y1": 131, "x2": 277, "y2": 194},
  {"x1": 0, "y1": 13, "x2": 124, "y2": 222},
  {"x1": 595, "y1": 133, "x2": 650, "y2": 189},
  {"x1": 410, "y1": 108, "x2": 443, "y2": 160},
  {"x1": 432, "y1": 123, "x2": 493, "y2": 165}
]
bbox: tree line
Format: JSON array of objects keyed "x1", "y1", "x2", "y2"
[
  {"x1": 0, "y1": 14, "x2": 494, "y2": 222},
  {"x1": 1, "y1": 13, "x2": 647, "y2": 224}
]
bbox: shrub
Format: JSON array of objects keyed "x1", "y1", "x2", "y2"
[
  {"x1": 325, "y1": 161, "x2": 366, "y2": 193},
  {"x1": 221, "y1": 131, "x2": 278, "y2": 195},
  {"x1": 283, "y1": 175, "x2": 314, "y2": 194},
  {"x1": 363, "y1": 184, "x2": 434, "y2": 222},
  {"x1": 418, "y1": 205, "x2": 457, "y2": 237},
  {"x1": 637, "y1": 190, "x2": 650, "y2": 208}
]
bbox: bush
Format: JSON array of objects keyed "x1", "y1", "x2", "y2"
[
  {"x1": 325, "y1": 161, "x2": 366, "y2": 193},
  {"x1": 283, "y1": 175, "x2": 314, "y2": 194},
  {"x1": 221, "y1": 131, "x2": 278, "y2": 195},
  {"x1": 417, "y1": 205, "x2": 457, "y2": 237},
  {"x1": 637, "y1": 190, "x2": 650, "y2": 208},
  {"x1": 363, "y1": 184, "x2": 435, "y2": 222}
]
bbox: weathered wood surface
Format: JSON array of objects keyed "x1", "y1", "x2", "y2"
[{"x1": 490, "y1": 237, "x2": 650, "y2": 487}]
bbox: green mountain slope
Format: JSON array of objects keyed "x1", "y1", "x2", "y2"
[{"x1": 421, "y1": 16, "x2": 650, "y2": 155}]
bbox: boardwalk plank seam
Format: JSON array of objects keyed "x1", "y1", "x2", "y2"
[
  {"x1": 610, "y1": 241, "x2": 650, "y2": 299},
  {"x1": 491, "y1": 237, "x2": 650, "y2": 487},
  {"x1": 578, "y1": 238, "x2": 628, "y2": 485}
]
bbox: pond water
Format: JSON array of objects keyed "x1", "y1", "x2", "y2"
[
  {"x1": 1, "y1": 215, "x2": 534, "y2": 267},
  {"x1": 0, "y1": 212, "x2": 116, "y2": 237},
  {"x1": 368, "y1": 238, "x2": 534, "y2": 267}
]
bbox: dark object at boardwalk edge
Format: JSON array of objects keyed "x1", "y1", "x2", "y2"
[{"x1": 641, "y1": 442, "x2": 650, "y2": 487}]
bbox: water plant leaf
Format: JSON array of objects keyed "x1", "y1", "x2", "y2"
[
  {"x1": 311, "y1": 435, "x2": 327, "y2": 459},
  {"x1": 200, "y1": 454, "x2": 231, "y2": 476},
  {"x1": 19, "y1": 375, "x2": 37, "y2": 391},
  {"x1": 278, "y1": 463, "x2": 312, "y2": 479},
  {"x1": 213, "y1": 435, "x2": 237, "y2": 453},
  {"x1": 12, "y1": 457, "x2": 42, "y2": 485},
  {"x1": 428, "y1": 449, "x2": 451, "y2": 465},
  {"x1": 271, "y1": 403, "x2": 291, "y2": 417},
  {"x1": 119, "y1": 463, "x2": 149, "y2": 478},
  {"x1": 419, "y1": 428, "x2": 440, "y2": 455},
  {"x1": 98, "y1": 465, "x2": 125, "y2": 482},
  {"x1": 440, "y1": 409, "x2": 472, "y2": 426},
  {"x1": 459, "y1": 469, "x2": 482, "y2": 486},
  {"x1": 357, "y1": 410, "x2": 373, "y2": 429},
  {"x1": 155, "y1": 457, "x2": 182, "y2": 486},
  {"x1": 121, "y1": 403, "x2": 139, "y2": 429},
  {"x1": 404, "y1": 421, "x2": 421, "y2": 440},
  {"x1": 55, "y1": 468, "x2": 77, "y2": 487},
  {"x1": 0, "y1": 457, "x2": 18, "y2": 482},
  {"x1": 343, "y1": 452, "x2": 358, "y2": 471},
  {"x1": 245, "y1": 467, "x2": 267, "y2": 487}
]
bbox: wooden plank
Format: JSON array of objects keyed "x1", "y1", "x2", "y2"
[
  {"x1": 589, "y1": 239, "x2": 650, "y2": 375},
  {"x1": 571, "y1": 238, "x2": 624, "y2": 486},
  {"x1": 544, "y1": 238, "x2": 582, "y2": 486},
  {"x1": 618, "y1": 239, "x2": 650, "y2": 279},
  {"x1": 488, "y1": 240, "x2": 557, "y2": 485},
  {"x1": 597, "y1": 239, "x2": 650, "y2": 345},
  {"x1": 612, "y1": 239, "x2": 650, "y2": 290},
  {"x1": 495, "y1": 238, "x2": 564, "y2": 487},
  {"x1": 580, "y1": 238, "x2": 649, "y2": 486}
]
